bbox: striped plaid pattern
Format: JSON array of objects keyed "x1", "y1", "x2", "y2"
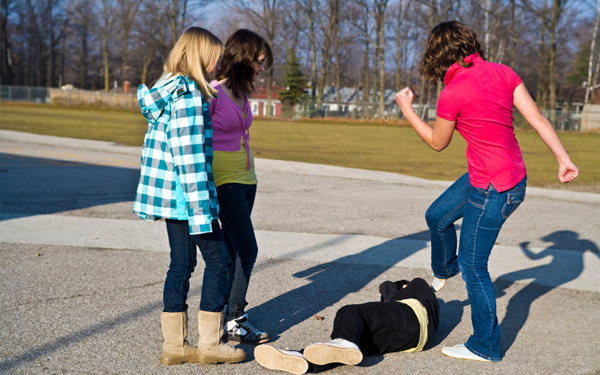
[{"x1": 133, "y1": 75, "x2": 218, "y2": 234}]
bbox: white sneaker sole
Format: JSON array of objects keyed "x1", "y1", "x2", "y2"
[
  {"x1": 303, "y1": 343, "x2": 363, "y2": 366},
  {"x1": 254, "y1": 345, "x2": 308, "y2": 374},
  {"x1": 441, "y1": 346, "x2": 492, "y2": 362}
]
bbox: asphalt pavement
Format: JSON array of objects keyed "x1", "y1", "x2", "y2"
[{"x1": 1, "y1": 129, "x2": 599, "y2": 375}]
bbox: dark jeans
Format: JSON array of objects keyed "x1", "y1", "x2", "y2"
[
  {"x1": 163, "y1": 219, "x2": 232, "y2": 313},
  {"x1": 426, "y1": 173, "x2": 526, "y2": 361},
  {"x1": 216, "y1": 183, "x2": 259, "y2": 320}
]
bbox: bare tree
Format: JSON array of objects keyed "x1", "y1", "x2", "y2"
[
  {"x1": 350, "y1": 0, "x2": 389, "y2": 116},
  {"x1": 586, "y1": 0, "x2": 600, "y2": 103},
  {"x1": 99, "y1": 0, "x2": 117, "y2": 91},
  {"x1": 239, "y1": 0, "x2": 280, "y2": 117},
  {"x1": 295, "y1": 0, "x2": 318, "y2": 98},
  {"x1": 0, "y1": 0, "x2": 15, "y2": 84},
  {"x1": 373, "y1": 0, "x2": 389, "y2": 116},
  {"x1": 314, "y1": 0, "x2": 339, "y2": 107},
  {"x1": 348, "y1": 0, "x2": 372, "y2": 118},
  {"x1": 164, "y1": 0, "x2": 187, "y2": 47},
  {"x1": 69, "y1": 0, "x2": 95, "y2": 89},
  {"x1": 547, "y1": 0, "x2": 563, "y2": 126},
  {"x1": 509, "y1": 0, "x2": 520, "y2": 69},
  {"x1": 118, "y1": 0, "x2": 141, "y2": 83},
  {"x1": 393, "y1": 0, "x2": 409, "y2": 91}
]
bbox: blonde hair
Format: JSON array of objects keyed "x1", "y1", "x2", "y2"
[{"x1": 164, "y1": 27, "x2": 224, "y2": 100}]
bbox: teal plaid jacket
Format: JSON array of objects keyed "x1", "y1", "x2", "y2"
[{"x1": 133, "y1": 75, "x2": 218, "y2": 234}]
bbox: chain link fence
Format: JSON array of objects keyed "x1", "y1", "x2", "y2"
[
  {"x1": 0, "y1": 85, "x2": 50, "y2": 103},
  {"x1": 0, "y1": 85, "x2": 138, "y2": 109}
]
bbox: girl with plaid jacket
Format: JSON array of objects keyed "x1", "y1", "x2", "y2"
[{"x1": 133, "y1": 27, "x2": 245, "y2": 366}]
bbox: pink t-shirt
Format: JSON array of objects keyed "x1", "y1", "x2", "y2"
[
  {"x1": 209, "y1": 81, "x2": 253, "y2": 170},
  {"x1": 437, "y1": 53, "x2": 526, "y2": 192}
]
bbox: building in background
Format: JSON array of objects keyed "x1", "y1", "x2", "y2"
[{"x1": 249, "y1": 86, "x2": 284, "y2": 117}]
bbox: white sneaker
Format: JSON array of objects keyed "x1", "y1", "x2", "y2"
[
  {"x1": 303, "y1": 338, "x2": 363, "y2": 366},
  {"x1": 254, "y1": 345, "x2": 308, "y2": 374},
  {"x1": 431, "y1": 274, "x2": 447, "y2": 292},
  {"x1": 441, "y1": 344, "x2": 492, "y2": 362}
]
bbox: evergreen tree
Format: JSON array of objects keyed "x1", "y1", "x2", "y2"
[
  {"x1": 566, "y1": 41, "x2": 591, "y2": 85},
  {"x1": 279, "y1": 52, "x2": 307, "y2": 106}
]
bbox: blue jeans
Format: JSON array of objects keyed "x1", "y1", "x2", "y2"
[
  {"x1": 426, "y1": 173, "x2": 526, "y2": 361},
  {"x1": 163, "y1": 219, "x2": 232, "y2": 313},
  {"x1": 216, "y1": 183, "x2": 259, "y2": 321}
]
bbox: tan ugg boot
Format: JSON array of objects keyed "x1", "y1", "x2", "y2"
[
  {"x1": 160, "y1": 311, "x2": 199, "y2": 365},
  {"x1": 197, "y1": 310, "x2": 246, "y2": 363}
]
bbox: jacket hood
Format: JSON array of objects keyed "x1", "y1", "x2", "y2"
[{"x1": 137, "y1": 74, "x2": 192, "y2": 124}]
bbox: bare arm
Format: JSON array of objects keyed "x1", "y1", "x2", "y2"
[
  {"x1": 513, "y1": 83, "x2": 579, "y2": 183},
  {"x1": 395, "y1": 88, "x2": 456, "y2": 151}
]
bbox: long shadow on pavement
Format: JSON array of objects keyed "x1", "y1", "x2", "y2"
[
  {"x1": 0, "y1": 153, "x2": 139, "y2": 218},
  {"x1": 0, "y1": 294, "x2": 166, "y2": 373},
  {"x1": 495, "y1": 230, "x2": 600, "y2": 355},
  {"x1": 246, "y1": 230, "x2": 431, "y2": 343}
]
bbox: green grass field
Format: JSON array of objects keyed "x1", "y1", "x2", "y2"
[{"x1": 1, "y1": 102, "x2": 598, "y2": 192}]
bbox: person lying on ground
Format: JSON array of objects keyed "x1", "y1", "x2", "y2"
[{"x1": 254, "y1": 277, "x2": 439, "y2": 374}]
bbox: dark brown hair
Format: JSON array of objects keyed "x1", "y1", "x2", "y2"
[
  {"x1": 216, "y1": 29, "x2": 273, "y2": 99},
  {"x1": 418, "y1": 20, "x2": 486, "y2": 84}
]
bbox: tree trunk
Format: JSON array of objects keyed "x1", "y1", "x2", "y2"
[
  {"x1": 535, "y1": 0, "x2": 548, "y2": 109},
  {"x1": 394, "y1": 0, "x2": 403, "y2": 92},
  {"x1": 371, "y1": 38, "x2": 378, "y2": 104},
  {"x1": 79, "y1": 31, "x2": 88, "y2": 89},
  {"x1": 169, "y1": 0, "x2": 178, "y2": 47},
  {"x1": 0, "y1": 0, "x2": 13, "y2": 84},
  {"x1": 120, "y1": 1, "x2": 141, "y2": 83},
  {"x1": 378, "y1": 17, "x2": 385, "y2": 117},
  {"x1": 335, "y1": 24, "x2": 341, "y2": 114},
  {"x1": 362, "y1": 40, "x2": 369, "y2": 119},
  {"x1": 303, "y1": 0, "x2": 317, "y2": 99},
  {"x1": 586, "y1": 0, "x2": 600, "y2": 103},
  {"x1": 104, "y1": 38, "x2": 110, "y2": 91},
  {"x1": 484, "y1": 0, "x2": 491, "y2": 55},
  {"x1": 418, "y1": 77, "x2": 425, "y2": 117},
  {"x1": 548, "y1": 0, "x2": 561, "y2": 127},
  {"x1": 316, "y1": 0, "x2": 337, "y2": 108},
  {"x1": 510, "y1": 0, "x2": 517, "y2": 69}
]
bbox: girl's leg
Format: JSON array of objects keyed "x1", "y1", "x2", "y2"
[
  {"x1": 162, "y1": 220, "x2": 199, "y2": 365},
  {"x1": 426, "y1": 173, "x2": 472, "y2": 279},
  {"x1": 458, "y1": 178, "x2": 526, "y2": 362},
  {"x1": 164, "y1": 219, "x2": 198, "y2": 312},
  {"x1": 217, "y1": 183, "x2": 259, "y2": 318},
  {"x1": 193, "y1": 220, "x2": 232, "y2": 312}
]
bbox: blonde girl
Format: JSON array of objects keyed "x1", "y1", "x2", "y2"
[{"x1": 134, "y1": 27, "x2": 245, "y2": 365}]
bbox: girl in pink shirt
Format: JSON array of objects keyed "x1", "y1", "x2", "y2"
[
  {"x1": 395, "y1": 21, "x2": 578, "y2": 363},
  {"x1": 209, "y1": 29, "x2": 273, "y2": 345}
]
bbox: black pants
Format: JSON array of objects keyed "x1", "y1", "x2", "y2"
[
  {"x1": 332, "y1": 301, "x2": 421, "y2": 356},
  {"x1": 306, "y1": 301, "x2": 421, "y2": 373}
]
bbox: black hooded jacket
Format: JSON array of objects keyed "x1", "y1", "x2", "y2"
[{"x1": 379, "y1": 277, "x2": 440, "y2": 348}]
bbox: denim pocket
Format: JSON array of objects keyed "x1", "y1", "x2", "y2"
[{"x1": 501, "y1": 190, "x2": 525, "y2": 219}]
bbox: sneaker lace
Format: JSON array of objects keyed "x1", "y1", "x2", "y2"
[{"x1": 239, "y1": 320, "x2": 262, "y2": 335}]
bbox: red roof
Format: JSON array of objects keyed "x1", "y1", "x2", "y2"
[{"x1": 249, "y1": 86, "x2": 285, "y2": 101}]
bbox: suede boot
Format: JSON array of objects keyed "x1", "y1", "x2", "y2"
[
  {"x1": 160, "y1": 311, "x2": 198, "y2": 365},
  {"x1": 197, "y1": 310, "x2": 246, "y2": 363}
]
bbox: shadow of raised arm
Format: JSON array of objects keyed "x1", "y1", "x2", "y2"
[{"x1": 519, "y1": 241, "x2": 550, "y2": 260}]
